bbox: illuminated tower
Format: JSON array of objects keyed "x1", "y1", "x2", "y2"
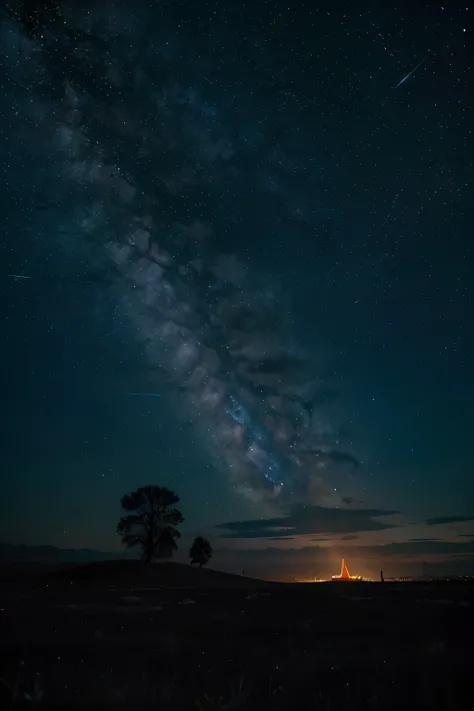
[
  {"x1": 339, "y1": 558, "x2": 351, "y2": 579},
  {"x1": 332, "y1": 558, "x2": 353, "y2": 580}
]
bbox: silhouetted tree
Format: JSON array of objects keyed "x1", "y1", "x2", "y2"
[
  {"x1": 117, "y1": 485, "x2": 184, "y2": 563},
  {"x1": 189, "y1": 536, "x2": 212, "y2": 568}
]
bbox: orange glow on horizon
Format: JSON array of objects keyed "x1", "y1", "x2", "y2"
[{"x1": 331, "y1": 558, "x2": 364, "y2": 581}]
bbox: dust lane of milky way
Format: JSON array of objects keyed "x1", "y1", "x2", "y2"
[{"x1": 0, "y1": 1, "x2": 358, "y2": 509}]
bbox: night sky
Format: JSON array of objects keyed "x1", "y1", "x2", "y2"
[{"x1": 1, "y1": 0, "x2": 473, "y2": 580}]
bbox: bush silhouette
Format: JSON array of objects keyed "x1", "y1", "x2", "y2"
[{"x1": 190, "y1": 536, "x2": 212, "y2": 568}]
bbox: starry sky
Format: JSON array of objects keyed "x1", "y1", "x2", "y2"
[{"x1": 1, "y1": 0, "x2": 473, "y2": 580}]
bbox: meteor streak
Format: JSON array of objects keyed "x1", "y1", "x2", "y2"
[
  {"x1": 122, "y1": 392, "x2": 161, "y2": 397},
  {"x1": 394, "y1": 56, "x2": 428, "y2": 88}
]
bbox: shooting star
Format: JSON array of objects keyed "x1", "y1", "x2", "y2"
[
  {"x1": 394, "y1": 56, "x2": 428, "y2": 88},
  {"x1": 122, "y1": 392, "x2": 161, "y2": 397},
  {"x1": 8, "y1": 274, "x2": 32, "y2": 280},
  {"x1": 99, "y1": 331, "x2": 116, "y2": 340}
]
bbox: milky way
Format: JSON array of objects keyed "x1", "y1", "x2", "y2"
[{"x1": 1, "y1": 1, "x2": 358, "y2": 508}]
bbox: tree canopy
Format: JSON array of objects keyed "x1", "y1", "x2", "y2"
[
  {"x1": 190, "y1": 536, "x2": 212, "y2": 568},
  {"x1": 117, "y1": 485, "x2": 184, "y2": 563}
]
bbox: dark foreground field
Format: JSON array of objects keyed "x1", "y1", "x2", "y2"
[{"x1": 1, "y1": 562, "x2": 473, "y2": 710}]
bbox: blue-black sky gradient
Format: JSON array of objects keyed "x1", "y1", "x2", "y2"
[{"x1": 1, "y1": 0, "x2": 473, "y2": 580}]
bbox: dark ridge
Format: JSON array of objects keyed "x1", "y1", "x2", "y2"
[{"x1": 45, "y1": 559, "x2": 275, "y2": 588}]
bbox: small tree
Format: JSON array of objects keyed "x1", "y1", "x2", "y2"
[
  {"x1": 190, "y1": 536, "x2": 212, "y2": 568},
  {"x1": 117, "y1": 485, "x2": 184, "y2": 563}
]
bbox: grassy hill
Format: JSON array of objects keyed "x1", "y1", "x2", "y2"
[{"x1": 44, "y1": 559, "x2": 274, "y2": 587}]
